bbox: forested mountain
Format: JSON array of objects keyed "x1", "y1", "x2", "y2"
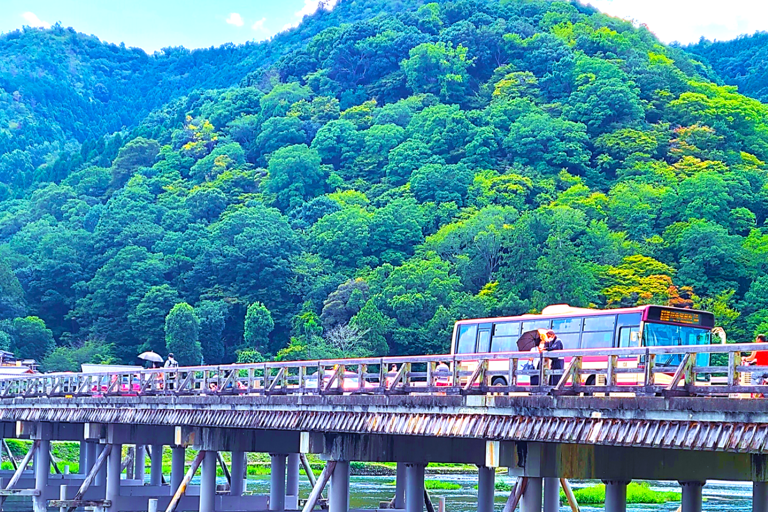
[
  {"x1": 1, "y1": 0, "x2": 767, "y2": 370},
  {"x1": 686, "y1": 32, "x2": 768, "y2": 103}
]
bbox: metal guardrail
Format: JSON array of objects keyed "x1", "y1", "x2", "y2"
[{"x1": 0, "y1": 343, "x2": 767, "y2": 399}]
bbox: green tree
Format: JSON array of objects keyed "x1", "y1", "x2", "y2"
[
  {"x1": 111, "y1": 137, "x2": 160, "y2": 188},
  {"x1": 243, "y1": 302, "x2": 274, "y2": 354},
  {"x1": 8, "y1": 316, "x2": 55, "y2": 361},
  {"x1": 504, "y1": 113, "x2": 591, "y2": 174},
  {"x1": 165, "y1": 303, "x2": 202, "y2": 366},
  {"x1": 402, "y1": 42, "x2": 472, "y2": 103},
  {"x1": 129, "y1": 285, "x2": 181, "y2": 354},
  {"x1": 265, "y1": 144, "x2": 326, "y2": 211},
  {"x1": 196, "y1": 300, "x2": 228, "y2": 365}
]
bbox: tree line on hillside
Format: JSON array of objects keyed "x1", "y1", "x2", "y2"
[{"x1": 0, "y1": 0, "x2": 767, "y2": 371}]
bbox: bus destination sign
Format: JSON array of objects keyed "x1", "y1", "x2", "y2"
[
  {"x1": 646, "y1": 306, "x2": 715, "y2": 328},
  {"x1": 660, "y1": 309, "x2": 699, "y2": 325}
]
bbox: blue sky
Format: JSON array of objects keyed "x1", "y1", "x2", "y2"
[{"x1": 1, "y1": 0, "x2": 765, "y2": 53}]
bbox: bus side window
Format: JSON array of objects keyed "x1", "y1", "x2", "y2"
[
  {"x1": 618, "y1": 326, "x2": 640, "y2": 348},
  {"x1": 456, "y1": 324, "x2": 478, "y2": 354},
  {"x1": 477, "y1": 328, "x2": 491, "y2": 353}
]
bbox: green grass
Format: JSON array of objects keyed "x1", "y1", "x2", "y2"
[
  {"x1": 560, "y1": 482, "x2": 682, "y2": 505},
  {"x1": 387, "y1": 479, "x2": 462, "y2": 490}
]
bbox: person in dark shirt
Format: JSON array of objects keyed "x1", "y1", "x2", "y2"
[{"x1": 543, "y1": 330, "x2": 563, "y2": 386}]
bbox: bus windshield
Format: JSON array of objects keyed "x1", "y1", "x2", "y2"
[{"x1": 644, "y1": 322, "x2": 711, "y2": 367}]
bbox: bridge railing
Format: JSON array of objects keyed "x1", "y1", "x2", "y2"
[{"x1": 1, "y1": 343, "x2": 767, "y2": 399}]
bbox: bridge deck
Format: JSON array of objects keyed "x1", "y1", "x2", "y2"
[{"x1": 2, "y1": 394, "x2": 767, "y2": 454}]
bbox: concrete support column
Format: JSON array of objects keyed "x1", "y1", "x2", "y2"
[
  {"x1": 329, "y1": 461, "x2": 350, "y2": 512},
  {"x1": 680, "y1": 481, "x2": 705, "y2": 512},
  {"x1": 604, "y1": 480, "x2": 629, "y2": 512},
  {"x1": 150, "y1": 444, "x2": 163, "y2": 486},
  {"x1": 477, "y1": 466, "x2": 495, "y2": 512},
  {"x1": 135, "y1": 445, "x2": 146, "y2": 483},
  {"x1": 230, "y1": 451, "x2": 245, "y2": 496},
  {"x1": 95, "y1": 445, "x2": 107, "y2": 486},
  {"x1": 405, "y1": 463, "x2": 425, "y2": 512},
  {"x1": 543, "y1": 478, "x2": 560, "y2": 512},
  {"x1": 33, "y1": 439, "x2": 50, "y2": 512},
  {"x1": 170, "y1": 446, "x2": 185, "y2": 493},
  {"x1": 200, "y1": 451, "x2": 217, "y2": 512},
  {"x1": 270, "y1": 454, "x2": 287, "y2": 511},
  {"x1": 754, "y1": 481, "x2": 768, "y2": 512},
  {"x1": 105, "y1": 444, "x2": 122, "y2": 509},
  {"x1": 85, "y1": 442, "x2": 97, "y2": 475},
  {"x1": 521, "y1": 476, "x2": 543, "y2": 512},
  {"x1": 78, "y1": 441, "x2": 86, "y2": 474},
  {"x1": 394, "y1": 463, "x2": 406, "y2": 509},
  {"x1": 287, "y1": 453, "x2": 300, "y2": 499}
]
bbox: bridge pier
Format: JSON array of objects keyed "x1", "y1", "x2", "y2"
[
  {"x1": 270, "y1": 454, "x2": 286, "y2": 511},
  {"x1": 543, "y1": 477, "x2": 560, "y2": 512},
  {"x1": 287, "y1": 453, "x2": 300, "y2": 504},
  {"x1": 150, "y1": 444, "x2": 163, "y2": 486},
  {"x1": 135, "y1": 444, "x2": 146, "y2": 483},
  {"x1": 604, "y1": 480, "x2": 628, "y2": 512},
  {"x1": 680, "y1": 481, "x2": 704, "y2": 512},
  {"x1": 200, "y1": 450, "x2": 217, "y2": 512},
  {"x1": 106, "y1": 443, "x2": 122, "y2": 509},
  {"x1": 329, "y1": 461, "x2": 350, "y2": 512},
  {"x1": 754, "y1": 482, "x2": 768, "y2": 512},
  {"x1": 95, "y1": 444, "x2": 107, "y2": 487},
  {"x1": 477, "y1": 466, "x2": 495, "y2": 512},
  {"x1": 521, "y1": 477, "x2": 542, "y2": 512},
  {"x1": 33, "y1": 439, "x2": 50, "y2": 512},
  {"x1": 170, "y1": 445, "x2": 185, "y2": 492},
  {"x1": 84, "y1": 440, "x2": 97, "y2": 476},
  {"x1": 394, "y1": 462, "x2": 406, "y2": 509},
  {"x1": 230, "y1": 450, "x2": 245, "y2": 496},
  {"x1": 405, "y1": 463, "x2": 425, "y2": 512}
]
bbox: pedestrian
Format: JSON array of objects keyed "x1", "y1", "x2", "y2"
[
  {"x1": 543, "y1": 330, "x2": 563, "y2": 386},
  {"x1": 745, "y1": 334, "x2": 768, "y2": 396},
  {"x1": 164, "y1": 353, "x2": 179, "y2": 368}
]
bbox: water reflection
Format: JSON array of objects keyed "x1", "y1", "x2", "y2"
[{"x1": 3, "y1": 473, "x2": 754, "y2": 511}]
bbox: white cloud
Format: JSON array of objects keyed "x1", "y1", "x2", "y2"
[
  {"x1": 279, "y1": 0, "x2": 339, "y2": 33},
  {"x1": 225, "y1": 13, "x2": 244, "y2": 27},
  {"x1": 21, "y1": 12, "x2": 51, "y2": 29},
  {"x1": 586, "y1": 0, "x2": 768, "y2": 44},
  {"x1": 252, "y1": 17, "x2": 267, "y2": 31},
  {"x1": 295, "y1": 0, "x2": 339, "y2": 19}
]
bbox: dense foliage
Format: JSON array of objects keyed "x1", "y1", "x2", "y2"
[
  {"x1": 687, "y1": 32, "x2": 768, "y2": 103},
  {"x1": 1, "y1": 0, "x2": 767, "y2": 370}
]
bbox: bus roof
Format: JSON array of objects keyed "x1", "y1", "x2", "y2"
[{"x1": 453, "y1": 304, "x2": 712, "y2": 325}]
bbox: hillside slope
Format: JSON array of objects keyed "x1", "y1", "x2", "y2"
[
  {"x1": 686, "y1": 32, "x2": 768, "y2": 103},
  {"x1": 0, "y1": 0, "x2": 766, "y2": 369}
]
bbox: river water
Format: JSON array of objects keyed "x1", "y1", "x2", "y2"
[
  {"x1": 2, "y1": 473, "x2": 754, "y2": 511},
  {"x1": 243, "y1": 473, "x2": 754, "y2": 511}
]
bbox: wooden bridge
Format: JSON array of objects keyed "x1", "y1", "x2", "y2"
[{"x1": 0, "y1": 343, "x2": 767, "y2": 512}]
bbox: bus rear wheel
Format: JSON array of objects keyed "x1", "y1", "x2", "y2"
[
  {"x1": 583, "y1": 376, "x2": 596, "y2": 396},
  {"x1": 491, "y1": 377, "x2": 507, "y2": 387}
]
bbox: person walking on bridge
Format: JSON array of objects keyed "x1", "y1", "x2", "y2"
[
  {"x1": 745, "y1": 334, "x2": 768, "y2": 396},
  {"x1": 543, "y1": 330, "x2": 563, "y2": 386}
]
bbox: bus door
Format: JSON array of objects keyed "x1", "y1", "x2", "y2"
[{"x1": 616, "y1": 313, "x2": 642, "y2": 385}]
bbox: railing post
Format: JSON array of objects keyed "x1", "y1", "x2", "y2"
[
  {"x1": 644, "y1": 353, "x2": 656, "y2": 389},
  {"x1": 728, "y1": 351, "x2": 741, "y2": 387},
  {"x1": 606, "y1": 355, "x2": 617, "y2": 388}
]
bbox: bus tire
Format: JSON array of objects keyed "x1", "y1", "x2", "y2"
[
  {"x1": 491, "y1": 377, "x2": 507, "y2": 387},
  {"x1": 584, "y1": 376, "x2": 596, "y2": 396}
]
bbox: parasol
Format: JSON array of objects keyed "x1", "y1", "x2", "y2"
[
  {"x1": 137, "y1": 351, "x2": 164, "y2": 364},
  {"x1": 517, "y1": 330, "x2": 541, "y2": 352}
]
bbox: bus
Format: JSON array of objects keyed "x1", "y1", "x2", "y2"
[{"x1": 450, "y1": 304, "x2": 716, "y2": 386}]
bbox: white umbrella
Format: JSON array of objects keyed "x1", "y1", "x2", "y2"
[{"x1": 137, "y1": 351, "x2": 163, "y2": 364}]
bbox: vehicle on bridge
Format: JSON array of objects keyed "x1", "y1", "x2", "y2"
[{"x1": 451, "y1": 304, "x2": 717, "y2": 387}]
